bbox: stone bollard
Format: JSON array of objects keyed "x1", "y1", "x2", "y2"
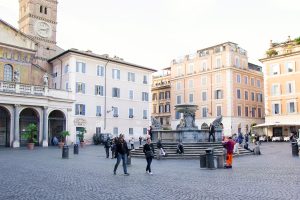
[{"x1": 291, "y1": 142, "x2": 299, "y2": 156}]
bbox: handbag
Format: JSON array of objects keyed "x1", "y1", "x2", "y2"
[{"x1": 145, "y1": 150, "x2": 154, "y2": 158}]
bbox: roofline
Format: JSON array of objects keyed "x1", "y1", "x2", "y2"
[
  {"x1": 259, "y1": 51, "x2": 300, "y2": 62},
  {"x1": 48, "y1": 49, "x2": 157, "y2": 72},
  {"x1": 0, "y1": 18, "x2": 36, "y2": 43},
  {"x1": 0, "y1": 42, "x2": 37, "y2": 53},
  {"x1": 197, "y1": 41, "x2": 238, "y2": 52}
]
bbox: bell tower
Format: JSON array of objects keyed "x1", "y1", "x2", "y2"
[{"x1": 18, "y1": 0, "x2": 58, "y2": 70}]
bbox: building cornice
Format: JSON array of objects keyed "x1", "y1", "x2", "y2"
[{"x1": 259, "y1": 51, "x2": 300, "y2": 62}]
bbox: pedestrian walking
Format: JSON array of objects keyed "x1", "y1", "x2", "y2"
[
  {"x1": 143, "y1": 138, "x2": 154, "y2": 175},
  {"x1": 130, "y1": 137, "x2": 135, "y2": 149},
  {"x1": 104, "y1": 138, "x2": 111, "y2": 158},
  {"x1": 139, "y1": 136, "x2": 142, "y2": 146},
  {"x1": 223, "y1": 136, "x2": 235, "y2": 168},
  {"x1": 113, "y1": 134, "x2": 130, "y2": 176}
]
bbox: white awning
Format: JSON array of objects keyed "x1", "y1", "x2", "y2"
[{"x1": 254, "y1": 122, "x2": 300, "y2": 128}]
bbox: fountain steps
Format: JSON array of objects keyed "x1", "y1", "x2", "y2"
[{"x1": 130, "y1": 143, "x2": 253, "y2": 159}]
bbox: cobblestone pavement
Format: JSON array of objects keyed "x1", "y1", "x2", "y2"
[{"x1": 0, "y1": 142, "x2": 300, "y2": 200}]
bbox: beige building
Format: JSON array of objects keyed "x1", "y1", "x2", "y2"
[
  {"x1": 170, "y1": 42, "x2": 264, "y2": 136},
  {"x1": 258, "y1": 36, "x2": 300, "y2": 138},
  {"x1": 151, "y1": 68, "x2": 171, "y2": 129}
]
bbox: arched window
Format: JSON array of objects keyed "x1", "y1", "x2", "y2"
[
  {"x1": 44, "y1": 7, "x2": 47, "y2": 14},
  {"x1": 4, "y1": 64, "x2": 13, "y2": 82},
  {"x1": 40, "y1": 5, "x2": 43, "y2": 13}
]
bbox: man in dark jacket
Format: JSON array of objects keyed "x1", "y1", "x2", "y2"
[
  {"x1": 208, "y1": 124, "x2": 215, "y2": 142},
  {"x1": 113, "y1": 134, "x2": 130, "y2": 176},
  {"x1": 104, "y1": 138, "x2": 111, "y2": 158}
]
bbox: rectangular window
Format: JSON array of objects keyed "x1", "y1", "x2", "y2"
[
  {"x1": 152, "y1": 93, "x2": 157, "y2": 100},
  {"x1": 258, "y1": 108, "x2": 262, "y2": 118},
  {"x1": 129, "y1": 128, "x2": 133, "y2": 135},
  {"x1": 257, "y1": 80, "x2": 261, "y2": 88},
  {"x1": 257, "y1": 93, "x2": 262, "y2": 102},
  {"x1": 271, "y1": 64, "x2": 280, "y2": 75},
  {"x1": 64, "y1": 65, "x2": 69, "y2": 74},
  {"x1": 215, "y1": 90, "x2": 223, "y2": 99},
  {"x1": 129, "y1": 108, "x2": 134, "y2": 118},
  {"x1": 201, "y1": 76, "x2": 207, "y2": 86},
  {"x1": 96, "y1": 106, "x2": 101, "y2": 116},
  {"x1": 143, "y1": 110, "x2": 148, "y2": 119},
  {"x1": 112, "y1": 69, "x2": 120, "y2": 80},
  {"x1": 189, "y1": 79, "x2": 194, "y2": 88},
  {"x1": 97, "y1": 65, "x2": 104, "y2": 76},
  {"x1": 112, "y1": 87, "x2": 120, "y2": 98},
  {"x1": 96, "y1": 127, "x2": 101, "y2": 134},
  {"x1": 165, "y1": 91, "x2": 170, "y2": 99},
  {"x1": 217, "y1": 106, "x2": 222, "y2": 116},
  {"x1": 142, "y1": 92, "x2": 149, "y2": 101},
  {"x1": 237, "y1": 106, "x2": 242, "y2": 117},
  {"x1": 175, "y1": 111, "x2": 181, "y2": 119},
  {"x1": 245, "y1": 91, "x2": 248, "y2": 100},
  {"x1": 65, "y1": 82, "x2": 69, "y2": 91},
  {"x1": 288, "y1": 102, "x2": 295, "y2": 113},
  {"x1": 176, "y1": 82, "x2": 181, "y2": 90},
  {"x1": 189, "y1": 63, "x2": 194, "y2": 74},
  {"x1": 251, "y1": 78, "x2": 255, "y2": 86},
  {"x1": 215, "y1": 74, "x2": 221, "y2": 84},
  {"x1": 216, "y1": 58, "x2": 221, "y2": 68},
  {"x1": 95, "y1": 85, "x2": 104, "y2": 96},
  {"x1": 177, "y1": 66, "x2": 183, "y2": 76},
  {"x1": 286, "y1": 82, "x2": 295, "y2": 94},
  {"x1": 176, "y1": 95, "x2": 182, "y2": 104},
  {"x1": 202, "y1": 107, "x2": 207, "y2": 118},
  {"x1": 271, "y1": 84, "x2": 280, "y2": 96},
  {"x1": 143, "y1": 128, "x2": 147, "y2": 135},
  {"x1": 113, "y1": 127, "x2": 118, "y2": 135},
  {"x1": 244, "y1": 76, "x2": 248, "y2": 85},
  {"x1": 75, "y1": 104, "x2": 85, "y2": 115},
  {"x1": 76, "y1": 62, "x2": 86, "y2": 73},
  {"x1": 189, "y1": 93, "x2": 194, "y2": 103},
  {"x1": 159, "y1": 92, "x2": 164, "y2": 100},
  {"x1": 272, "y1": 103, "x2": 280, "y2": 115},
  {"x1": 245, "y1": 106, "x2": 249, "y2": 117},
  {"x1": 128, "y1": 72, "x2": 135, "y2": 82},
  {"x1": 129, "y1": 90, "x2": 134, "y2": 100},
  {"x1": 285, "y1": 62, "x2": 295, "y2": 73},
  {"x1": 143, "y1": 75, "x2": 148, "y2": 84},
  {"x1": 251, "y1": 92, "x2": 255, "y2": 101},
  {"x1": 252, "y1": 107, "x2": 256, "y2": 117},
  {"x1": 165, "y1": 104, "x2": 170, "y2": 113},
  {"x1": 202, "y1": 91, "x2": 207, "y2": 101},
  {"x1": 76, "y1": 82, "x2": 85, "y2": 94},
  {"x1": 237, "y1": 74, "x2": 241, "y2": 83},
  {"x1": 237, "y1": 89, "x2": 241, "y2": 99},
  {"x1": 113, "y1": 107, "x2": 119, "y2": 117},
  {"x1": 159, "y1": 104, "x2": 164, "y2": 113}
]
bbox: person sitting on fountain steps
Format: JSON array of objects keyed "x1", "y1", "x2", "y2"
[{"x1": 177, "y1": 142, "x2": 184, "y2": 154}]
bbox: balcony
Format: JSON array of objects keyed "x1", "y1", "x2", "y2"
[{"x1": 0, "y1": 81, "x2": 74, "y2": 100}]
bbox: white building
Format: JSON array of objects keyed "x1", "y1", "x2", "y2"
[{"x1": 49, "y1": 49, "x2": 156, "y2": 143}]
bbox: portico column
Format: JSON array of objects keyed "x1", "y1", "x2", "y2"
[
  {"x1": 13, "y1": 104, "x2": 20, "y2": 148},
  {"x1": 42, "y1": 106, "x2": 48, "y2": 147}
]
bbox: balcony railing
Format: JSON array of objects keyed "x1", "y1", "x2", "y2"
[{"x1": 0, "y1": 81, "x2": 73, "y2": 99}]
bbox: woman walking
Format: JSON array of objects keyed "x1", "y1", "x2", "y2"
[{"x1": 143, "y1": 138, "x2": 154, "y2": 175}]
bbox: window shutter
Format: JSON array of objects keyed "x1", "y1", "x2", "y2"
[
  {"x1": 76, "y1": 62, "x2": 79, "y2": 72},
  {"x1": 76, "y1": 83, "x2": 78, "y2": 93},
  {"x1": 133, "y1": 74, "x2": 135, "y2": 82},
  {"x1": 95, "y1": 86, "x2": 97, "y2": 95},
  {"x1": 75, "y1": 104, "x2": 79, "y2": 115},
  {"x1": 82, "y1": 105, "x2": 85, "y2": 115},
  {"x1": 82, "y1": 83, "x2": 85, "y2": 94},
  {"x1": 128, "y1": 72, "x2": 130, "y2": 81},
  {"x1": 117, "y1": 70, "x2": 120, "y2": 79},
  {"x1": 82, "y1": 63, "x2": 86, "y2": 73},
  {"x1": 101, "y1": 66, "x2": 104, "y2": 76}
]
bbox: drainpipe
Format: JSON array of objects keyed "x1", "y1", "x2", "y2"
[
  {"x1": 58, "y1": 58, "x2": 63, "y2": 90},
  {"x1": 104, "y1": 60, "x2": 110, "y2": 130}
]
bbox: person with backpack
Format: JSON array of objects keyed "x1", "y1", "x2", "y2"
[
  {"x1": 143, "y1": 138, "x2": 155, "y2": 175},
  {"x1": 104, "y1": 138, "x2": 111, "y2": 158}
]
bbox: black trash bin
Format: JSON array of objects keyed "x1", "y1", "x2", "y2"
[
  {"x1": 74, "y1": 144, "x2": 79, "y2": 154},
  {"x1": 62, "y1": 145, "x2": 69, "y2": 159},
  {"x1": 127, "y1": 149, "x2": 131, "y2": 165},
  {"x1": 200, "y1": 154, "x2": 206, "y2": 168},
  {"x1": 291, "y1": 142, "x2": 299, "y2": 156},
  {"x1": 205, "y1": 148, "x2": 215, "y2": 169}
]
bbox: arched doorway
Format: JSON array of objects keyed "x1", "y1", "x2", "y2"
[
  {"x1": 0, "y1": 107, "x2": 11, "y2": 147},
  {"x1": 48, "y1": 110, "x2": 66, "y2": 145},
  {"x1": 19, "y1": 108, "x2": 39, "y2": 146}
]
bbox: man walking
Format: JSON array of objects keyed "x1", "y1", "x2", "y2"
[
  {"x1": 113, "y1": 134, "x2": 130, "y2": 176},
  {"x1": 104, "y1": 138, "x2": 111, "y2": 158},
  {"x1": 208, "y1": 124, "x2": 215, "y2": 142}
]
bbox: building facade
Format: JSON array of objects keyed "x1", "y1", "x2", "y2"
[
  {"x1": 259, "y1": 37, "x2": 300, "y2": 138},
  {"x1": 170, "y1": 42, "x2": 264, "y2": 135},
  {"x1": 151, "y1": 68, "x2": 171, "y2": 129},
  {"x1": 49, "y1": 50, "x2": 156, "y2": 142}
]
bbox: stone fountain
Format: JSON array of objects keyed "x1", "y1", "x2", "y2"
[{"x1": 152, "y1": 104, "x2": 223, "y2": 143}]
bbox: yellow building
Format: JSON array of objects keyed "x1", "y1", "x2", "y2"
[
  {"x1": 259, "y1": 36, "x2": 300, "y2": 138},
  {"x1": 151, "y1": 68, "x2": 171, "y2": 129},
  {"x1": 170, "y1": 42, "x2": 264, "y2": 135}
]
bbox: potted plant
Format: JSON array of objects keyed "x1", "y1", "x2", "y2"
[
  {"x1": 295, "y1": 36, "x2": 300, "y2": 45},
  {"x1": 266, "y1": 49, "x2": 278, "y2": 57},
  {"x1": 59, "y1": 131, "x2": 70, "y2": 148},
  {"x1": 22, "y1": 123, "x2": 38, "y2": 150},
  {"x1": 77, "y1": 127, "x2": 86, "y2": 148}
]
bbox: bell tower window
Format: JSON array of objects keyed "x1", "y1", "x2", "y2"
[
  {"x1": 44, "y1": 7, "x2": 47, "y2": 14},
  {"x1": 40, "y1": 6, "x2": 43, "y2": 13}
]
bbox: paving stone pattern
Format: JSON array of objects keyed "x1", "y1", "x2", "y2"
[{"x1": 0, "y1": 143, "x2": 300, "y2": 200}]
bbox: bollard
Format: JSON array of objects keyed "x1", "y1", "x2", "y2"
[
  {"x1": 62, "y1": 144, "x2": 69, "y2": 159},
  {"x1": 205, "y1": 148, "x2": 215, "y2": 169},
  {"x1": 74, "y1": 144, "x2": 79, "y2": 155},
  {"x1": 215, "y1": 154, "x2": 225, "y2": 168},
  {"x1": 200, "y1": 154, "x2": 206, "y2": 168},
  {"x1": 127, "y1": 149, "x2": 131, "y2": 165},
  {"x1": 291, "y1": 142, "x2": 299, "y2": 156}
]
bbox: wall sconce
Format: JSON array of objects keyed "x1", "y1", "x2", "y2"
[{"x1": 107, "y1": 106, "x2": 115, "y2": 113}]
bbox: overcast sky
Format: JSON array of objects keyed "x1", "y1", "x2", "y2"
[{"x1": 1, "y1": 0, "x2": 300, "y2": 70}]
